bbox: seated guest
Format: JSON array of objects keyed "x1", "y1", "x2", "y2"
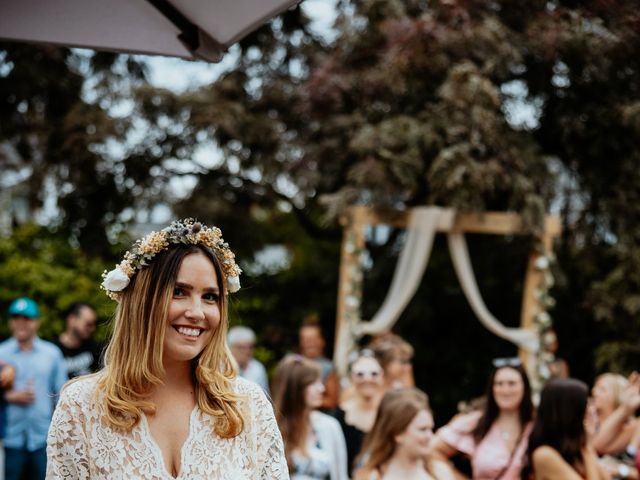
[
  {"x1": 430, "y1": 358, "x2": 534, "y2": 480},
  {"x1": 227, "y1": 326, "x2": 269, "y2": 394}
]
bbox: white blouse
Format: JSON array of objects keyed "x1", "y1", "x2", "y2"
[{"x1": 46, "y1": 375, "x2": 288, "y2": 479}]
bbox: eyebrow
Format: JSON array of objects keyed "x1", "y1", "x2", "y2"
[{"x1": 175, "y1": 281, "x2": 220, "y2": 294}]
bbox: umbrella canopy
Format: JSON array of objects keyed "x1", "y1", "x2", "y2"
[{"x1": 0, "y1": 0, "x2": 300, "y2": 62}]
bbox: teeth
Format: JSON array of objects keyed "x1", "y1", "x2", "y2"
[{"x1": 176, "y1": 327, "x2": 201, "y2": 337}]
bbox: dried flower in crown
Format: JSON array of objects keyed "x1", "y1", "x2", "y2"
[{"x1": 101, "y1": 218, "x2": 241, "y2": 300}]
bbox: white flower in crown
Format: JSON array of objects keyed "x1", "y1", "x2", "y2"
[
  {"x1": 534, "y1": 256, "x2": 550, "y2": 270},
  {"x1": 227, "y1": 275, "x2": 241, "y2": 293},
  {"x1": 102, "y1": 266, "x2": 130, "y2": 292}
]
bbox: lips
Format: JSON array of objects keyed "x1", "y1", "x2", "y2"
[{"x1": 172, "y1": 325, "x2": 205, "y2": 338}]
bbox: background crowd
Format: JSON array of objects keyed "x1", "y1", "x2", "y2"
[{"x1": 2, "y1": 294, "x2": 640, "y2": 480}]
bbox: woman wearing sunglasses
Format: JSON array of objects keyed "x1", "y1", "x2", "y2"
[
  {"x1": 334, "y1": 350, "x2": 386, "y2": 475},
  {"x1": 429, "y1": 358, "x2": 534, "y2": 479}
]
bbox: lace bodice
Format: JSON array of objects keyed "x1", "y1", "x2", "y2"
[{"x1": 46, "y1": 375, "x2": 288, "y2": 479}]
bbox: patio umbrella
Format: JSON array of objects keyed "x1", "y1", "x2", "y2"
[{"x1": 0, "y1": 0, "x2": 300, "y2": 62}]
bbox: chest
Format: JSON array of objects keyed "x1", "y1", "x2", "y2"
[{"x1": 146, "y1": 403, "x2": 195, "y2": 477}]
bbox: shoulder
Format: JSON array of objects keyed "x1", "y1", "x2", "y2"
[
  {"x1": 532, "y1": 445, "x2": 566, "y2": 465},
  {"x1": 233, "y1": 375, "x2": 265, "y2": 398},
  {"x1": 59, "y1": 375, "x2": 101, "y2": 408},
  {"x1": 311, "y1": 410, "x2": 343, "y2": 433},
  {"x1": 36, "y1": 338, "x2": 65, "y2": 358},
  {"x1": 0, "y1": 337, "x2": 16, "y2": 353}
]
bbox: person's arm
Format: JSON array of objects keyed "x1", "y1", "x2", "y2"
[
  {"x1": 427, "y1": 437, "x2": 469, "y2": 480},
  {"x1": 593, "y1": 389, "x2": 640, "y2": 455},
  {"x1": 46, "y1": 385, "x2": 90, "y2": 479},
  {"x1": 252, "y1": 384, "x2": 290, "y2": 479}
]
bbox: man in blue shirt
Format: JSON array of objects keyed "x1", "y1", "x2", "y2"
[{"x1": 0, "y1": 297, "x2": 68, "y2": 480}]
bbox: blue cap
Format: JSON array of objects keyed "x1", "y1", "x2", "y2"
[{"x1": 8, "y1": 297, "x2": 40, "y2": 319}]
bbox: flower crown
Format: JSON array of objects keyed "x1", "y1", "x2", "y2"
[{"x1": 101, "y1": 218, "x2": 242, "y2": 300}]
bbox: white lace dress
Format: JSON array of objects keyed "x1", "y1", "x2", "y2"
[{"x1": 46, "y1": 375, "x2": 289, "y2": 479}]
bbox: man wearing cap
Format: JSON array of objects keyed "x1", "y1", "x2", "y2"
[{"x1": 0, "y1": 297, "x2": 68, "y2": 480}]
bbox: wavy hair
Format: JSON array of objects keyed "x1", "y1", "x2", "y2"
[
  {"x1": 97, "y1": 244, "x2": 244, "y2": 437},
  {"x1": 355, "y1": 388, "x2": 430, "y2": 478},
  {"x1": 272, "y1": 355, "x2": 321, "y2": 471}
]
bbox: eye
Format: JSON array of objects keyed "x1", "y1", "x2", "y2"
[
  {"x1": 173, "y1": 287, "x2": 186, "y2": 297},
  {"x1": 203, "y1": 292, "x2": 219, "y2": 302}
]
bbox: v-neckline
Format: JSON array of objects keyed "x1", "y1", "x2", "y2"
[{"x1": 140, "y1": 405, "x2": 199, "y2": 479}]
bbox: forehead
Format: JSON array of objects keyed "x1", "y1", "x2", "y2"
[
  {"x1": 352, "y1": 357, "x2": 382, "y2": 371},
  {"x1": 410, "y1": 409, "x2": 434, "y2": 428},
  {"x1": 494, "y1": 367, "x2": 523, "y2": 382},
  {"x1": 177, "y1": 252, "x2": 218, "y2": 282}
]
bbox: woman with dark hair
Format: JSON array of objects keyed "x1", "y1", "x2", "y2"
[
  {"x1": 521, "y1": 378, "x2": 608, "y2": 479},
  {"x1": 273, "y1": 355, "x2": 349, "y2": 480},
  {"x1": 47, "y1": 219, "x2": 287, "y2": 478},
  {"x1": 430, "y1": 358, "x2": 534, "y2": 479}
]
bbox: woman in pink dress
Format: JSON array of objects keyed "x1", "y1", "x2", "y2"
[{"x1": 429, "y1": 358, "x2": 534, "y2": 480}]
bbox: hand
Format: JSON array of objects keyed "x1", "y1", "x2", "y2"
[
  {"x1": 621, "y1": 373, "x2": 640, "y2": 415},
  {"x1": 5, "y1": 387, "x2": 36, "y2": 405},
  {"x1": 0, "y1": 364, "x2": 15, "y2": 388}
]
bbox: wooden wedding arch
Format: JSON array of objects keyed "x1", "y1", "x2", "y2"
[{"x1": 332, "y1": 205, "x2": 561, "y2": 390}]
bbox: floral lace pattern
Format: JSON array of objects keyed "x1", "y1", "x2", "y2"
[{"x1": 47, "y1": 376, "x2": 288, "y2": 479}]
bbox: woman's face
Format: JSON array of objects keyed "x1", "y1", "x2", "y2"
[
  {"x1": 385, "y1": 353, "x2": 412, "y2": 384},
  {"x1": 304, "y1": 376, "x2": 325, "y2": 409},
  {"x1": 592, "y1": 378, "x2": 616, "y2": 413},
  {"x1": 351, "y1": 357, "x2": 384, "y2": 399},
  {"x1": 493, "y1": 367, "x2": 525, "y2": 412},
  {"x1": 395, "y1": 409, "x2": 434, "y2": 459},
  {"x1": 164, "y1": 251, "x2": 221, "y2": 365}
]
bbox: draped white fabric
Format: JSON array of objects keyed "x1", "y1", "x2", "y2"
[
  {"x1": 352, "y1": 208, "x2": 538, "y2": 352},
  {"x1": 354, "y1": 207, "x2": 454, "y2": 336},
  {"x1": 447, "y1": 234, "x2": 538, "y2": 351}
]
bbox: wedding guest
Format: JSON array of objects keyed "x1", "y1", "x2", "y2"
[
  {"x1": 273, "y1": 354, "x2": 348, "y2": 480},
  {"x1": 430, "y1": 358, "x2": 534, "y2": 479},
  {"x1": 299, "y1": 319, "x2": 339, "y2": 410},
  {"x1": 227, "y1": 325, "x2": 269, "y2": 394},
  {"x1": 522, "y1": 378, "x2": 609, "y2": 480}
]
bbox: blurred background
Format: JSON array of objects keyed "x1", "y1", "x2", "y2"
[{"x1": 1, "y1": 0, "x2": 639, "y2": 425}]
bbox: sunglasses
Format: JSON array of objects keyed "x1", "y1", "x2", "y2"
[
  {"x1": 352, "y1": 370, "x2": 382, "y2": 379},
  {"x1": 492, "y1": 357, "x2": 521, "y2": 368}
]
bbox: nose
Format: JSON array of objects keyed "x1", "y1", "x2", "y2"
[{"x1": 185, "y1": 298, "x2": 205, "y2": 322}]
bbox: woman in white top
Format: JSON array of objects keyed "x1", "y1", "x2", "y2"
[
  {"x1": 46, "y1": 219, "x2": 288, "y2": 479},
  {"x1": 273, "y1": 355, "x2": 349, "y2": 480}
]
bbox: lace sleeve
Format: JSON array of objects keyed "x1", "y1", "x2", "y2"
[
  {"x1": 250, "y1": 385, "x2": 289, "y2": 479},
  {"x1": 46, "y1": 383, "x2": 91, "y2": 479}
]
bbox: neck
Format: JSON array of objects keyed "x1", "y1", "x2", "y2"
[
  {"x1": 60, "y1": 331, "x2": 82, "y2": 349},
  {"x1": 356, "y1": 392, "x2": 382, "y2": 410},
  {"x1": 160, "y1": 360, "x2": 194, "y2": 390},
  {"x1": 17, "y1": 336, "x2": 35, "y2": 351},
  {"x1": 386, "y1": 448, "x2": 424, "y2": 473},
  {"x1": 498, "y1": 408, "x2": 521, "y2": 421}
]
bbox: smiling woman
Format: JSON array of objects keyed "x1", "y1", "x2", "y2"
[{"x1": 46, "y1": 219, "x2": 288, "y2": 479}]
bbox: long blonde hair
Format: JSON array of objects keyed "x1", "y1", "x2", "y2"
[
  {"x1": 355, "y1": 388, "x2": 430, "y2": 479},
  {"x1": 272, "y1": 355, "x2": 321, "y2": 471},
  {"x1": 98, "y1": 244, "x2": 244, "y2": 437}
]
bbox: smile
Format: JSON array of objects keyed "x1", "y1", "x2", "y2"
[{"x1": 173, "y1": 326, "x2": 204, "y2": 337}]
